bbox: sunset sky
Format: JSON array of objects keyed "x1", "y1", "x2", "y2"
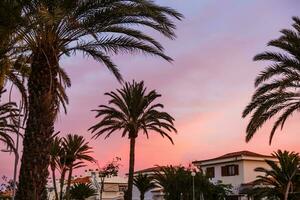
[{"x1": 2, "y1": 0, "x2": 300, "y2": 177}]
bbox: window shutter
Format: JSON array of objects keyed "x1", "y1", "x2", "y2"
[
  {"x1": 206, "y1": 167, "x2": 215, "y2": 178},
  {"x1": 234, "y1": 165, "x2": 239, "y2": 175},
  {"x1": 221, "y1": 166, "x2": 226, "y2": 176}
]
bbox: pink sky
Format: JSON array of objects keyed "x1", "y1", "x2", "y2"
[{"x1": 1, "y1": 0, "x2": 300, "y2": 177}]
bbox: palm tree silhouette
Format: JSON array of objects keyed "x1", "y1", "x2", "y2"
[
  {"x1": 133, "y1": 173, "x2": 156, "y2": 200},
  {"x1": 90, "y1": 80, "x2": 177, "y2": 200},
  {"x1": 69, "y1": 183, "x2": 97, "y2": 200},
  {"x1": 62, "y1": 134, "x2": 95, "y2": 200}
]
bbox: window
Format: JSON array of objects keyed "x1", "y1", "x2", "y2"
[
  {"x1": 221, "y1": 165, "x2": 239, "y2": 176},
  {"x1": 206, "y1": 167, "x2": 215, "y2": 178}
]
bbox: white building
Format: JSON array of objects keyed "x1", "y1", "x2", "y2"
[
  {"x1": 47, "y1": 169, "x2": 127, "y2": 200},
  {"x1": 192, "y1": 150, "x2": 277, "y2": 200}
]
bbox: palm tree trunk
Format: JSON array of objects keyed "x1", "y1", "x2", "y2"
[
  {"x1": 140, "y1": 193, "x2": 145, "y2": 200},
  {"x1": 127, "y1": 137, "x2": 136, "y2": 200},
  {"x1": 51, "y1": 167, "x2": 59, "y2": 200},
  {"x1": 65, "y1": 166, "x2": 73, "y2": 200},
  {"x1": 59, "y1": 168, "x2": 67, "y2": 200},
  {"x1": 284, "y1": 180, "x2": 292, "y2": 200},
  {"x1": 16, "y1": 50, "x2": 58, "y2": 200},
  {"x1": 100, "y1": 178, "x2": 104, "y2": 200}
]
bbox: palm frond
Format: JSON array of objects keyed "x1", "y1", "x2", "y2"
[{"x1": 243, "y1": 16, "x2": 300, "y2": 143}]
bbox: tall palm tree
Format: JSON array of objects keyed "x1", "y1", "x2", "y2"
[
  {"x1": 9, "y1": 1, "x2": 182, "y2": 199},
  {"x1": 133, "y1": 173, "x2": 156, "y2": 200},
  {"x1": 252, "y1": 150, "x2": 300, "y2": 200},
  {"x1": 69, "y1": 183, "x2": 97, "y2": 200},
  {"x1": 49, "y1": 136, "x2": 62, "y2": 200},
  {"x1": 243, "y1": 17, "x2": 300, "y2": 144},
  {"x1": 89, "y1": 80, "x2": 177, "y2": 200},
  {"x1": 62, "y1": 134, "x2": 95, "y2": 200}
]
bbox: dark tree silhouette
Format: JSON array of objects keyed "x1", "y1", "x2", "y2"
[{"x1": 90, "y1": 81, "x2": 177, "y2": 200}]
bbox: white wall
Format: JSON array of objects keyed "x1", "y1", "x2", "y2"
[
  {"x1": 242, "y1": 160, "x2": 271, "y2": 183},
  {"x1": 201, "y1": 161, "x2": 243, "y2": 194},
  {"x1": 132, "y1": 185, "x2": 153, "y2": 200},
  {"x1": 197, "y1": 157, "x2": 278, "y2": 196}
]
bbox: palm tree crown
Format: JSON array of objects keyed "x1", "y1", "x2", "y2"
[
  {"x1": 62, "y1": 134, "x2": 95, "y2": 166},
  {"x1": 133, "y1": 173, "x2": 156, "y2": 200},
  {"x1": 69, "y1": 183, "x2": 97, "y2": 200},
  {"x1": 90, "y1": 80, "x2": 177, "y2": 140},
  {"x1": 252, "y1": 150, "x2": 300, "y2": 200},
  {"x1": 243, "y1": 16, "x2": 300, "y2": 144},
  {"x1": 17, "y1": 0, "x2": 183, "y2": 81}
]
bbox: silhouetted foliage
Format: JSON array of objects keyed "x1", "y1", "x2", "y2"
[
  {"x1": 249, "y1": 150, "x2": 300, "y2": 200},
  {"x1": 0, "y1": 89, "x2": 20, "y2": 152},
  {"x1": 69, "y1": 183, "x2": 96, "y2": 200},
  {"x1": 90, "y1": 80, "x2": 177, "y2": 200},
  {"x1": 243, "y1": 17, "x2": 300, "y2": 144},
  {"x1": 153, "y1": 166, "x2": 232, "y2": 200},
  {"x1": 133, "y1": 173, "x2": 156, "y2": 200}
]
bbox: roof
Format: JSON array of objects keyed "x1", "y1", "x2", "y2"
[
  {"x1": 134, "y1": 166, "x2": 164, "y2": 174},
  {"x1": 101, "y1": 176, "x2": 127, "y2": 184},
  {"x1": 133, "y1": 165, "x2": 181, "y2": 174},
  {"x1": 71, "y1": 176, "x2": 91, "y2": 184},
  {"x1": 0, "y1": 190, "x2": 13, "y2": 197},
  {"x1": 193, "y1": 150, "x2": 275, "y2": 164}
]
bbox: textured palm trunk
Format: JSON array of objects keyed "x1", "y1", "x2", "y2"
[
  {"x1": 100, "y1": 178, "x2": 105, "y2": 200},
  {"x1": 59, "y1": 168, "x2": 67, "y2": 200},
  {"x1": 127, "y1": 137, "x2": 136, "y2": 200},
  {"x1": 284, "y1": 181, "x2": 292, "y2": 200},
  {"x1": 65, "y1": 166, "x2": 73, "y2": 200},
  {"x1": 140, "y1": 193, "x2": 145, "y2": 200},
  {"x1": 16, "y1": 48, "x2": 58, "y2": 200},
  {"x1": 51, "y1": 167, "x2": 59, "y2": 200}
]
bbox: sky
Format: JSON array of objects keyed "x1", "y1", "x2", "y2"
[{"x1": 1, "y1": 0, "x2": 300, "y2": 178}]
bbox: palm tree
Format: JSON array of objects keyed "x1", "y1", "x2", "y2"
[
  {"x1": 62, "y1": 134, "x2": 95, "y2": 200},
  {"x1": 252, "y1": 150, "x2": 300, "y2": 200},
  {"x1": 243, "y1": 17, "x2": 300, "y2": 144},
  {"x1": 153, "y1": 166, "x2": 191, "y2": 200},
  {"x1": 69, "y1": 183, "x2": 97, "y2": 200},
  {"x1": 49, "y1": 136, "x2": 62, "y2": 200},
  {"x1": 9, "y1": 1, "x2": 182, "y2": 198},
  {"x1": 89, "y1": 81, "x2": 177, "y2": 200},
  {"x1": 133, "y1": 173, "x2": 156, "y2": 200}
]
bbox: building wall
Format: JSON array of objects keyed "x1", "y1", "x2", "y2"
[
  {"x1": 132, "y1": 186, "x2": 153, "y2": 200},
  {"x1": 201, "y1": 161, "x2": 243, "y2": 194},
  {"x1": 242, "y1": 160, "x2": 271, "y2": 184},
  {"x1": 197, "y1": 156, "x2": 278, "y2": 196}
]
